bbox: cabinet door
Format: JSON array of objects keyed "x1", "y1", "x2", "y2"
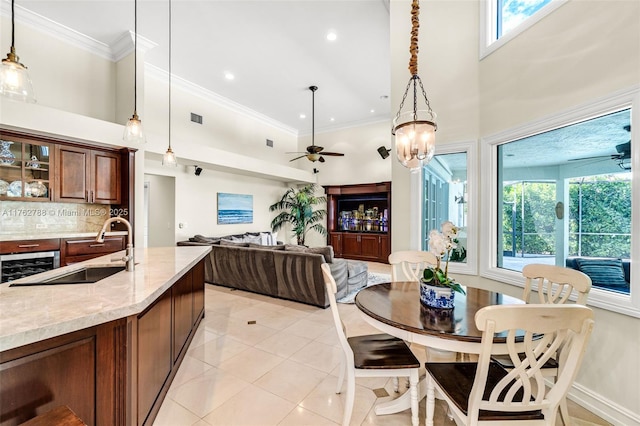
[
  {"x1": 173, "y1": 271, "x2": 193, "y2": 363},
  {"x1": 90, "y1": 150, "x2": 121, "y2": 204},
  {"x1": 137, "y1": 289, "x2": 172, "y2": 426},
  {"x1": 55, "y1": 145, "x2": 90, "y2": 202},
  {"x1": 360, "y1": 234, "x2": 381, "y2": 259},
  {"x1": 330, "y1": 232, "x2": 343, "y2": 257},
  {"x1": 379, "y1": 234, "x2": 390, "y2": 262},
  {"x1": 342, "y1": 234, "x2": 361, "y2": 256}
]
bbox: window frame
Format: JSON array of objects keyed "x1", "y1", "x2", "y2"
[
  {"x1": 413, "y1": 140, "x2": 478, "y2": 277},
  {"x1": 480, "y1": 0, "x2": 568, "y2": 60},
  {"x1": 480, "y1": 87, "x2": 640, "y2": 317}
]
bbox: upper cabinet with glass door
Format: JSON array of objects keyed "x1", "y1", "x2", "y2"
[{"x1": 0, "y1": 133, "x2": 53, "y2": 201}]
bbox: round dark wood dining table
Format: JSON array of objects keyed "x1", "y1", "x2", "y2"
[
  {"x1": 354, "y1": 281, "x2": 526, "y2": 355},
  {"x1": 354, "y1": 281, "x2": 526, "y2": 417}
]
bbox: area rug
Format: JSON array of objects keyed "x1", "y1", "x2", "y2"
[{"x1": 337, "y1": 272, "x2": 391, "y2": 304}]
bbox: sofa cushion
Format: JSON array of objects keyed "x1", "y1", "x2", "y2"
[
  {"x1": 574, "y1": 258, "x2": 628, "y2": 288},
  {"x1": 249, "y1": 243, "x2": 285, "y2": 250},
  {"x1": 284, "y1": 244, "x2": 307, "y2": 252},
  {"x1": 193, "y1": 234, "x2": 219, "y2": 244},
  {"x1": 220, "y1": 239, "x2": 249, "y2": 247}
]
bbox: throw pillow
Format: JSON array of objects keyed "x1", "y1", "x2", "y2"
[
  {"x1": 574, "y1": 258, "x2": 628, "y2": 288},
  {"x1": 284, "y1": 244, "x2": 307, "y2": 252},
  {"x1": 193, "y1": 235, "x2": 217, "y2": 244},
  {"x1": 306, "y1": 246, "x2": 334, "y2": 263},
  {"x1": 242, "y1": 234, "x2": 262, "y2": 244}
]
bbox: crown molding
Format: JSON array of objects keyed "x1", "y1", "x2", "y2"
[
  {"x1": 111, "y1": 31, "x2": 157, "y2": 62},
  {"x1": 145, "y1": 63, "x2": 299, "y2": 137},
  {"x1": 1, "y1": 3, "x2": 113, "y2": 60}
]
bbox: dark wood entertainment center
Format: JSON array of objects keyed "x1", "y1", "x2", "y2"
[{"x1": 324, "y1": 181, "x2": 391, "y2": 264}]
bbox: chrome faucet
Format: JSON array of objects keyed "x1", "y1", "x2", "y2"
[{"x1": 97, "y1": 216, "x2": 135, "y2": 271}]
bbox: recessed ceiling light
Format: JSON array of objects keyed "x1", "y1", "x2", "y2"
[
  {"x1": 224, "y1": 72, "x2": 235, "y2": 80},
  {"x1": 370, "y1": 109, "x2": 375, "y2": 113},
  {"x1": 330, "y1": 117, "x2": 335, "y2": 122},
  {"x1": 299, "y1": 114, "x2": 306, "y2": 119},
  {"x1": 326, "y1": 31, "x2": 337, "y2": 41}
]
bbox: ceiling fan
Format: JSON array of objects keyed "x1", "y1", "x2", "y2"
[
  {"x1": 288, "y1": 86, "x2": 345, "y2": 163},
  {"x1": 569, "y1": 125, "x2": 631, "y2": 169}
]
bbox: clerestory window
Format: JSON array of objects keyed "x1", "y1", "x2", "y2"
[{"x1": 481, "y1": 0, "x2": 566, "y2": 58}]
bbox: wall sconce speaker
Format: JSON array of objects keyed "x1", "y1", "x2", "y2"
[
  {"x1": 194, "y1": 166, "x2": 203, "y2": 176},
  {"x1": 377, "y1": 146, "x2": 391, "y2": 159}
]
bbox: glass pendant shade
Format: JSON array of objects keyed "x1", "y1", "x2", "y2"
[
  {"x1": 393, "y1": 110, "x2": 436, "y2": 171},
  {"x1": 162, "y1": 146, "x2": 177, "y2": 167},
  {"x1": 0, "y1": 48, "x2": 35, "y2": 103},
  {"x1": 123, "y1": 113, "x2": 145, "y2": 143}
]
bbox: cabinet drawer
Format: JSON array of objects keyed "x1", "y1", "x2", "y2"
[
  {"x1": 0, "y1": 238, "x2": 61, "y2": 254},
  {"x1": 62, "y1": 236, "x2": 125, "y2": 257}
]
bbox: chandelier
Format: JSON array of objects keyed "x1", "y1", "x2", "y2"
[{"x1": 392, "y1": 0, "x2": 437, "y2": 171}]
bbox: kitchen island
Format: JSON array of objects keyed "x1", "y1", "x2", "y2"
[{"x1": 0, "y1": 245, "x2": 211, "y2": 426}]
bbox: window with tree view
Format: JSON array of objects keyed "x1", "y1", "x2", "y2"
[{"x1": 497, "y1": 109, "x2": 632, "y2": 295}]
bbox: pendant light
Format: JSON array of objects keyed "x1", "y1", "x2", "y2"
[
  {"x1": 392, "y1": 0, "x2": 436, "y2": 171},
  {"x1": 162, "y1": 0, "x2": 177, "y2": 167},
  {"x1": 0, "y1": 0, "x2": 36, "y2": 103},
  {"x1": 123, "y1": 0, "x2": 146, "y2": 143}
]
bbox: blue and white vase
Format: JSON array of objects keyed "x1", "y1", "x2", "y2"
[{"x1": 419, "y1": 280, "x2": 455, "y2": 309}]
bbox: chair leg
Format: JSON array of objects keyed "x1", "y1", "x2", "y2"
[
  {"x1": 426, "y1": 375, "x2": 436, "y2": 426},
  {"x1": 336, "y1": 356, "x2": 346, "y2": 394},
  {"x1": 559, "y1": 397, "x2": 570, "y2": 425},
  {"x1": 393, "y1": 376, "x2": 399, "y2": 393},
  {"x1": 342, "y1": 375, "x2": 355, "y2": 426},
  {"x1": 409, "y1": 370, "x2": 419, "y2": 426}
]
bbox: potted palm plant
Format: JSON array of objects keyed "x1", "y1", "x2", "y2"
[{"x1": 269, "y1": 184, "x2": 327, "y2": 246}]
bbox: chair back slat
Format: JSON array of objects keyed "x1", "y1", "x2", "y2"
[
  {"x1": 388, "y1": 250, "x2": 438, "y2": 282},
  {"x1": 522, "y1": 264, "x2": 591, "y2": 305},
  {"x1": 470, "y1": 304, "x2": 594, "y2": 420}
]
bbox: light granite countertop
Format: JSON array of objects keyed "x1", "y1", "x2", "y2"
[
  {"x1": 0, "y1": 231, "x2": 128, "y2": 242},
  {"x1": 0, "y1": 245, "x2": 211, "y2": 352}
]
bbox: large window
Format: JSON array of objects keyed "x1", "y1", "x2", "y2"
[{"x1": 482, "y1": 91, "x2": 639, "y2": 317}]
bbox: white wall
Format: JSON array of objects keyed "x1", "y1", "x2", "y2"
[
  {"x1": 0, "y1": 15, "x2": 116, "y2": 122},
  {"x1": 144, "y1": 157, "x2": 288, "y2": 242},
  {"x1": 390, "y1": 0, "x2": 640, "y2": 424}
]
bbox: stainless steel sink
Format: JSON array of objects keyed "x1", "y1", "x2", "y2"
[{"x1": 9, "y1": 266, "x2": 126, "y2": 286}]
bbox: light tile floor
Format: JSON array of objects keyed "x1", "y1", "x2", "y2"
[{"x1": 153, "y1": 262, "x2": 611, "y2": 426}]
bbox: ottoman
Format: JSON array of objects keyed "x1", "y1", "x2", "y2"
[{"x1": 346, "y1": 259, "x2": 368, "y2": 294}]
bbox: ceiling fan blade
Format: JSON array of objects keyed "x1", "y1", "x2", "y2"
[
  {"x1": 307, "y1": 145, "x2": 324, "y2": 154},
  {"x1": 289, "y1": 155, "x2": 307, "y2": 162},
  {"x1": 318, "y1": 156, "x2": 325, "y2": 163},
  {"x1": 319, "y1": 152, "x2": 344, "y2": 156}
]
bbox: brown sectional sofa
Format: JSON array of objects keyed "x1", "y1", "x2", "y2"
[{"x1": 177, "y1": 233, "x2": 367, "y2": 308}]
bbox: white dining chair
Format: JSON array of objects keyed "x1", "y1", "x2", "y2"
[
  {"x1": 493, "y1": 263, "x2": 592, "y2": 424},
  {"x1": 388, "y1": 250, "x2": 438, "y2": 282},
  {"x1": 425, "y1": 304, "x2": 595, "y2": 426},
  {"x1": 522, "y1": 263, "x2": 592, "y2": 305},
  {"x1": 321, "y1": 263, "x2": 420, "y2": 426}
]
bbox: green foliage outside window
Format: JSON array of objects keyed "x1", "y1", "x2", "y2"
[{"x1": 502, "y1": 175, "x2": 631, "y2": 259}]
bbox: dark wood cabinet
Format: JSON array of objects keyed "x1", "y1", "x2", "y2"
[
  {"x1": 330, "y1": 232, "x2": 343, "y2": 257},
  {"x1": 60, "y1": 236, "x2": 126, "y2": 266},
  {"x1": 55, "y1": 146, "x2": 121, "y2": 204},
  {"x1": 172, "y1": 272, "x2": 193, "y2": 363},
  {"x1": 324, "y1": 182, "x2": 391, "y2": 263},
  {"x1": 0, "y1": 258, "x2": 207, "y2": 426},
  {"x1": 137, "y1": 289, "x2": 172, "y2": 426}
]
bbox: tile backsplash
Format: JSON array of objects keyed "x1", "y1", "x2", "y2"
[{"x1": 0, "y1": 201, "x2": 111, "y2": 236}]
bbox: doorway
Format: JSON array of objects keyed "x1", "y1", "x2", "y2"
[{"x1": 143, "y1": 174, "x2": 176, "y2": 247}]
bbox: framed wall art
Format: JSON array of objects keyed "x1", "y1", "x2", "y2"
[{"x1": 217, "y1": 192, "x2": 253, "y2": 224}]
